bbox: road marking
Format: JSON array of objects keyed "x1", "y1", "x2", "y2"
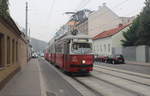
[{"x1": 37, "y1": 60, "x2": 47, "y2": 96}]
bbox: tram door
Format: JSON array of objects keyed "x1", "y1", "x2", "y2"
[{"x1": 63, "y1": 40, "x2": 70, "y2": 70}]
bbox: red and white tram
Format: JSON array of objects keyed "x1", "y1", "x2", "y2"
[{"x1": 45, "y1": 33, "x2": 94, "y2": 73}]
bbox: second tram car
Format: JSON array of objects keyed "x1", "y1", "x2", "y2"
[{"x1": 45, "y1": 34, "x2": 94, "y2": 73}]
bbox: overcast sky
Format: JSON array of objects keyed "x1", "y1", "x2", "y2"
[{"x1": 9, "y1": 0, "x2": 145, "y2": 42}]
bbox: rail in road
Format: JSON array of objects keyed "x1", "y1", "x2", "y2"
[
  {"x1": 72, "y1": 65, "x2": 150, "y2": 96},
  {"x1": 40, "y1": 58, "x2": 150, "y2": 96}
]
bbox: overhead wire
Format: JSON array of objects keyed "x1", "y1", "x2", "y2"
[
  {"x1": 47, "y1": 0, "x2": 56, "y2": 22},
  {"x1": 44, "y1": 0, "x2": 56, "y2": 41}
]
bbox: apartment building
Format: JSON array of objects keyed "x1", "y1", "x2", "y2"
[{"x1": 88, "y1": 3, "x2": 133, "y2": 37}]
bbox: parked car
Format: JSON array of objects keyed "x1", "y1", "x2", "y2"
[
  {"x1": 107, "y1": 54, "x2": 125, "y2": 64},
  {"x1": 97, "y1": 56, "x2": 108, "y2": 62}
]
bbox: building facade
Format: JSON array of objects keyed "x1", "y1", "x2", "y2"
[
  {"x1": 88, "y1": 3, "x2": 133, "y2": 37},
  {"x1": 93, "y1": 24, "x2": 130, "y2": 56},
  {"x1": 0, "y1": 16, "x2": 28, "y2": 89}
]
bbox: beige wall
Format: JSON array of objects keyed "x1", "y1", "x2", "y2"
[
  {"x1": 93, "y1": 37, "x2": 112, "y2": 56},
  {"x1": 112, "y1": 26, "x2": 130, "y2": 48},
  {"x1": 0, "y1": 19, "x2": 27, "y2": 88},
  {"x1": 88, "y1": 5, "x2": 122, "y2": 37}
]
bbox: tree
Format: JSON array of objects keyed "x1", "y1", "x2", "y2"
[
  {"x1": 121, "y1": 16, "x2": 140, "y2": 46},
  {"x1": 0, "y1": 0, "x2": 10, "y2": 18},
  {"x1": 122, "y1": 0, "x2": 150, "y2": 46},
  {"x1": 136, "y1": 0, "x2": 150, "y2": 45}
]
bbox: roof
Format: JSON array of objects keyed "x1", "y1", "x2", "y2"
[
  {"x1": 0, "y1": 16, "x2": 28, "y2": 43},
  {"x1": 0, "y1": 16, "x2": 21, "y2": 35},
  {"x1": 93, "y1": 24, "x2": 131, "y2": 40}
]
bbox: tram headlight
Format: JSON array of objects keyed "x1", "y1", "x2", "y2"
[{"x1": 82, "y1": 60, "x2": 86, "y2": 64}]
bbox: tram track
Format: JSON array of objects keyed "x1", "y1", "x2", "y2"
[
  {"x1": 92, "y1": 65, "x2": 150, "y2": 96},
  {"x1": 71, "y1": 64, "x2": 150, "y2": 96},
  {"x1": 72, "y1": 76, "x2": 103, "y2": 96},
  {"x1": 42, "y1": 58, "x2": 150, "y2": 96},
  {"x1": 73, "y1": 74, "x2": 143, "y2": 96},
  {"x1": 94, "y1": 69, "x2": 150, "y2": 86},
  {"x1": 94, "y1": 65, "x2": 150, "y2": 79},
  {"x1": 91, "y1": 75, "x2": 144, "y2": 96}
]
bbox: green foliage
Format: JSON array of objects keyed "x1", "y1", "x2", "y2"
[
  {"x1": 0, "y1": 0, "x2": 10, "y2": 18},
  {"x1": 136, "y1": 0, "x2": 150, "y2": 45},
  {"x1": 122, "y1": 0, "x2": 150, "y2": 46},
  {"x1": 121, "y1": 16, "x2": 140, "y2": 46}
]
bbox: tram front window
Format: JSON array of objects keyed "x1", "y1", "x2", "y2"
[{"x1": 71, "y1": 43, "x2": 92, "y2": 54}]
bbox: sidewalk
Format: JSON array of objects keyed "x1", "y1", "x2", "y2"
[{"x1": 0, "y1": 59, "x2": 41, "y2": 96}]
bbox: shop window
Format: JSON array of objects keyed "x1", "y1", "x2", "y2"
[{"x1": 7, "y1": 36, "x2": 10, "y2": 64}]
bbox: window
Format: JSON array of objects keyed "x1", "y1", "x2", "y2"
[
  {"x1": 7, "y1": 36, "x2": 10, "y2": 64},
  {"x1": 0, "y1": 34, "x2": 4, "y2": 67},
  {"x1": 12, "y1": 39, "x2": 15, "y2": 64},
  {"x1": 16, "y1": 41, "x2": 18, "y2": 62},
  {"x1": 108, "y1": 44, "x2": 110, "y2": 52},
  {"x1": 104, "y1": 44, "x2": 106, "y2": 52}
]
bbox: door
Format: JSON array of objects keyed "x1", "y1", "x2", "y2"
[{"x1": 63, "y1": 41, "x2": 70, "y2": 71}]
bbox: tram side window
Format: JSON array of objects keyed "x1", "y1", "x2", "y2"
[
  {"x1": 55, "y1": 44, "x2": 63, "y2": 53},
  {"x1": 64, "y1": 42, "x2": 69, "y2": 54}
]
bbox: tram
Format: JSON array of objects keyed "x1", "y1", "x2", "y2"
[{"x1": 45, "y1": 32, "x2": 94, "y2": 73}]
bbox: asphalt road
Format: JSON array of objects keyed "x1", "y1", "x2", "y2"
[
  {"x1": 38, "y1": 58, "x2": 82, "y2": 96},
  {"x1": 95, "y1": 62, "x2": 150, "y2": 75}
]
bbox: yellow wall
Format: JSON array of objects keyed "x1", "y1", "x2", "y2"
[{"x1": 0, "y1": 20, "x2": 27, "y2": 88}]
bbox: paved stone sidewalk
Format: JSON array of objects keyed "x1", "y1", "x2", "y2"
[{"x1": 0, "y1": 59, "x2": 41, "y2": 96}]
